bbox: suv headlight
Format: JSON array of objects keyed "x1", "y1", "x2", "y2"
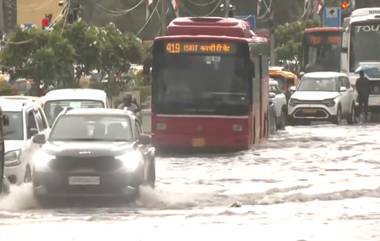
[
  {"x1": 322, "y1": 99, "x2": 335, "y2": 107},
  {"x1": 289, "y1": 98, "x2": 300, "y2": 107},
  {"x1": 116, "y1": 151, "x2": 143, "y2": 172},
  {"x1": 33, "y1": 152, "x2": 55, "y2": 170},
  {"x1": 4, "y1": 150, "x2": 21, "y2": 167}
]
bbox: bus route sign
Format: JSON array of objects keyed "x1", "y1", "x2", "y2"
[{"x1": 165, "y1": 42, "x2": 236, "y2": 54}]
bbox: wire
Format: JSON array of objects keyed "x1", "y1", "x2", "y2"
[
  {"x1": 136, "y1": 0, "x2": 160, "y2": 36},
  {"x1": 256, "y1": 0, "x2": 273, "y2": 20},
  {"x1": 186, "y1": 0, "x2": 219, "y2": 7},
  {"x1": 181, "y1": 0, "x2": 223, "y2": 16},
  {"x1": 95, "y1": 0, "x2": 145, "y2": 16}
]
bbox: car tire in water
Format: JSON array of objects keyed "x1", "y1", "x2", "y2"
[
  {"x1": 24, "y1": 166, "x2": 32, "y2": 183},
  {"x1": 347, "y1": 104, "x2": 356, "y2": 124},
  {"x1": 333, "y1": 106, "x2": 342, "y2": 125}
]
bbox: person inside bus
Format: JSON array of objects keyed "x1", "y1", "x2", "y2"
[{"x1": 356, "y1": 70, "x2": 370, "y2": 121}]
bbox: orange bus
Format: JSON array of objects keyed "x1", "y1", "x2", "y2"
[{"x1": 151, "y1": 17, "x2": 269, "y2": 151}]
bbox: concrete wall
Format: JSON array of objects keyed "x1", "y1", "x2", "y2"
[{"x1": 17, "y1": 0, "x2": 63, "y2": 27}]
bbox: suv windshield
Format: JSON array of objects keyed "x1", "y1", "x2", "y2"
[
  {"x1": 50, "y1": 115, "x2": 133, "y2": 142},
  {"x1": 44, "y1": 100, "x2": 104, "y2": 125},
  {"x1": 3, "y1": 112, "x2": 23, "y2": 140},
  {"x1": 298, "y1": 77, "x2": 339, "y2": 92}
]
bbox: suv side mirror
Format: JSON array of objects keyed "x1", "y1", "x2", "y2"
[
  {"x1": 2, "y1": 115, "x2": 9, "y2": 126},
  {"x1": 289, "y1": 86, "x2": 296, "y2": 93},
  {"x1": 340, "y1": 86, "x2": 347, "y2": 92},
  {"x1": 138, "y1": 134, "x2": 151, "y2": 145},
  {"x1": 32, "y1": 134, "x2": 46, "y2": 144}
]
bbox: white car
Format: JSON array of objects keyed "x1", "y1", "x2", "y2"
[
  {"x1": 269, "y1": 79, "x2": 288, "y2": 130},
  {"x1": 288, "y1": 72, "x2": 356, "y2": 125},
  {"x1": 42, "y1": 88, "x2": 110, "y2": 126},
  {"x1": 1, "y1": 97, "x2": 50, "y2": 184}
]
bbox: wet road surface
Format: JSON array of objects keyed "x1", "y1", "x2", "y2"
[{"x1": 1, "y1": 123, "x2": 380, "y2": 241}]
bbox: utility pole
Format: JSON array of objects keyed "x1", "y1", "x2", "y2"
[
  {"x1": 161, "y1": 0, "x2": 167, "y2": 35},
  {"x1": 224, "y1": 0, "x2": 230, "y2": 17},
  {"x1": 0, "y1": 0, "x2": 4, "y2": 36}
]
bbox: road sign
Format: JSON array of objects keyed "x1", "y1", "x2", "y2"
[{"x1": 323, "y1": 7, "x2": 342, "y2": 27}]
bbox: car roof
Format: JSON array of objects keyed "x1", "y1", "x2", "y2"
[
  {"x1": 303, "y1": 72, "x2": 347, "y2": 78},
  {"x1": 0, "y1": 97, "x2": 37, "y2": 112},
  {"x1": 64, "y1": 108, "x2": 131, "y2": 116},
  {"x1": 42, "y1": 88, "x2": 107, "y2": 102}
]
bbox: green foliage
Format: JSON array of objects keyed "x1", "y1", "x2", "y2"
[
  {"x1": 0, "y1": 81, "x2": 15, "y2": 95},
  {"x1": 274, "y1": 20, "x2": 319, "y2": 63},
  {"x1": 0, "y1": 21, "x2": 144, "y2": 95}
]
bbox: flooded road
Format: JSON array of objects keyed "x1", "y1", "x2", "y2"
[{"x1": 1, "y1": 124, "x2": 380, "y2": 241}]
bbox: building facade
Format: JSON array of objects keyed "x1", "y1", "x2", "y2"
[{"x1": 17, "y1": 0, "x2": 63, "y2": 28}]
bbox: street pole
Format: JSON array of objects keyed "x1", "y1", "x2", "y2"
[
  {"x1": 161, "y1": 0, "x2": 167, "y2": 35},
  {"x1": 224, "y1": 0, "x2": 230, "y2": 17}
]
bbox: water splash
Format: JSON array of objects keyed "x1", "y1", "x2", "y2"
[{"x1": 0, "y1": 183, "x2": 38, "y2": 211}]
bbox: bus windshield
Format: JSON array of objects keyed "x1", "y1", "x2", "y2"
[
  {"x1": 355, "y1": 0, "x2": 380, "y2": 8},
  {"x1": 350, "y1": 23, "x2": 380, "y2": 71},
  {"x1": 153, "y1": 42, "x2": 250, "y2": 115},
  {"x1": 303, "y1": 32, "x2": 341, "y2": 72}
]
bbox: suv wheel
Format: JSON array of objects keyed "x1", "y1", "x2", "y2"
[
  {"x1": 347, "y1": 104, "x2": 356, "y2": 124},
  {"x1": 24, "y1": 166, "x2": 32, "y2": 183},
  {"x1": 333, "y1": 106, "x2": 342, "y2": 125}
]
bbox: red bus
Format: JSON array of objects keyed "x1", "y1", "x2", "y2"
[
  {"x1": 302, "y1": 27, "x2": 342, "y2": 73},
  {"x1": 151, "y1": 17, "x2": 269, "y2": 151}
]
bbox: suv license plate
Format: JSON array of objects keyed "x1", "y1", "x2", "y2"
[
  {"x1": 303, "y1": 109, "x2": 316, "y2": 113},
  {"x1": 68, "y1": 176, "x2": 100, "y2": 185},
  {"x1": 192, "y1": 138, "x2": 205, "y2": 147}
]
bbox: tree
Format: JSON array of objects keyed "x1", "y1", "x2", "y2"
[
  {"x1": 273, "y1": 19, "x2": 319, "y2": 65},
  {"x1": 98, "y1": 23, "x2": 143, "y2": 96},
  {"x1": 0, "y1": 27, "x2": 75, "y2": 94}
]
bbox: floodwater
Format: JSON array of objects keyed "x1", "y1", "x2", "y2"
[{"x1": 1, "y1": 123, "x2": 380, "y2": 241}]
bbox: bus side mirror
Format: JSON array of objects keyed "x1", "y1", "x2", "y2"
[{"x1": 3, "y1": 115, "x2": 9, "y2": 126}]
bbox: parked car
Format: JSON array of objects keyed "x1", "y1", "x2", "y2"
[
  {"x1": 0, "y1": 97, "x2": 50, "y2": 185},
  {"x1": 31, "y1": 108, "x2": 155, "y2": 203},
  {"x1": 288, "y1": 72, "x2": 356, "y2": 125},
  {"x1": 269, "y1": 79, "x2": 288, "y2": 130},
  {"x1": 0, "y1": 106, "x2": 10, "y2": 195},
  {"x1": 41, "y1": 88, "x2": 110, "y2": 126}
]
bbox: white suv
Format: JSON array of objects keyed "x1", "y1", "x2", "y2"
[
  {"x1": 288, "y1": 72, "x2": 356, "y2": 125},
  {"x1": 1, "y1": 97, "x2": 49, "y2": 184}
]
